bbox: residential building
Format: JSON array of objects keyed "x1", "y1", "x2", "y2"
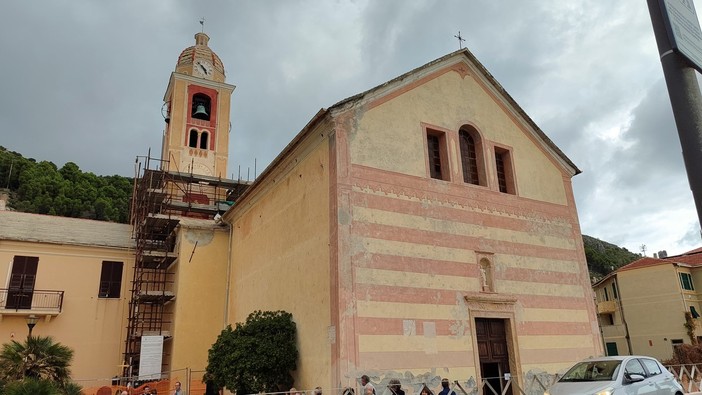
[
  {"x1": 0, "y1": 212, "x2": 133, "y2": 381},
  {"x1": 594, "y1": 247, "x2": 702, "y2": 361}
]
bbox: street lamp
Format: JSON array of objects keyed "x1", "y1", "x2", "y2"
[{"x1": 26, "y1": 315, "x2": 38, "y2": 338}]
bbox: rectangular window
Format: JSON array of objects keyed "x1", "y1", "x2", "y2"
[
  {"x1": 494, "y1": 147, "x2": 515, "y2": 194},
  {"x1": 99, "y1": 261, "x2": 123, "y2": 298},
  {"x1": 672, "y1": 338, "x2": 684, "y2": 350},
  {"x1": 7, "y1": 256, "x2": 39, "y2": 310},
  {"x1": 601, "y1": 313, "x2": 614, "y2": 326},
  {"x1": 603, "y1": 287, "x2": 609, "y2": 301},
  {"x1": 605, "y1": 342, "x2": 618, "y2": 356},
  {"x1": 680, "y1": 272, "x2": 694, "y2": 291},
  {"x1": 426, "y1": 129, "x2": 449, "y2": 181},
  {"x1": 612, "y1": 282, "x2": 618, "y2": 299}
]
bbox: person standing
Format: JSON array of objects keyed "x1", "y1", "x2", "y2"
[
  {"x1": 438, "y1": 379, "x2": 455, "y2": 395},
  {"x1": 388, "y1": 379, "x2": 404, "y2": 395},
  {"x1": 361, "y1": 375, "x2": 375, "y2": 395},
  {"x1": 173, "y1": 381, "x2": 185, "y2": 395}
]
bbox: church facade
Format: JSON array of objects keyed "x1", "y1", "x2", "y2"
[
  {"x1": 223, "y1": 49, "x2": 602, "y2": 391},
  {"x1": 0, "y1": 32, "x2": 601, "y2": 394}
]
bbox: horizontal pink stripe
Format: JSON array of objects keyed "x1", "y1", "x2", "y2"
[
  {"x1": 355, "y1": 252, "x2": 583, "y2": 285},
  {"x1": 502, "y1": 266, "x2": 582, "y2": 285},
  {"x1": 356, "y1": 317, "x2": 593, "y2": 337},
  {"x1": 353, "y1": 284, "x2": 592, "y2": 310},
  {"x1": 351, "y1": 190, "x2": 575, "y2": 239},
  {"x1": 359, "y1": 351, "x2": 474, "y2": 370},
  {"x1": 351, "y1": 222, "x2": 579, "y2": 261},
  {"x1": 349, "y1": 164, "x2": 575, "y2": 219},
  {"x1": 355, "y1": 253, "x2": 477, "y2": 277}
]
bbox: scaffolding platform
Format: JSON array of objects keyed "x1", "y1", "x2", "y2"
[{"x1": 124, "y1": 154, "x2": 250, "y2": 378}]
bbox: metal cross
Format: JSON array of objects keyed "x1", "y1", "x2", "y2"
[
  {"x1": 454, "y1": 31, "x2": 466, "y2": 49},
  {"x1": 200, "y1": 17, "x2": 205, "y2": 33}
]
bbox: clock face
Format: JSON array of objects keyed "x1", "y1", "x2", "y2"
[
  {"x1": 194, "y1": 59, "x2": 213, "y2": 78},
  {"x1": 191, "y1": 162, "x2": 212, "y2": 176}
]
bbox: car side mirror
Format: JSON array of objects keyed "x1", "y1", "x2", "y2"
[{"x1": 625, "y1": 373, "x2": 645, "y2": 383}]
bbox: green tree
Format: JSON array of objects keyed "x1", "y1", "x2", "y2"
[
  {"x1": 0, "y1": 147, "x2": 133, "y2": 222},
  {"x1": 3, "y1": 378, "x2": 61, "y2": 395},
  {"x1": 205, "y1": 310, "x2": 298, "y2": 394},
  {"x1": 0, "y1": 336, "x2": 73, "y2": 386}
]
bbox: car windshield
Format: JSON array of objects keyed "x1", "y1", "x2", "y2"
[{"x1": 559, "y1": 360, "x2": 622, "y2": 382}]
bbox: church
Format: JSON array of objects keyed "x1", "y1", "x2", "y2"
[{"x1": 0, "y1": 31, "x2": 602, "y2": 394}]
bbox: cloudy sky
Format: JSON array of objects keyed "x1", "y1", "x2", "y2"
[{"x1": 1, "y1": 0, "x2": 701, "y2": 256}]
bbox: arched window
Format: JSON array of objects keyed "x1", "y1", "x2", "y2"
[
  {"x1": 200, "y1": 131, "x2": 209, "y2": 150},
  {"x1": 188, "y1": 129, "x2": 198, "y2": 148},
  {"x1": 459, "y1": 125, "x2": 485, "y2": 186},
  {"x1": 191, "y1": 93, "x2": 211, "y2": 121}
]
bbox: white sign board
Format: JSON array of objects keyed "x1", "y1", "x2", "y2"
[
  {"x1": 660, "y1": 0, "x2": 702, "y2": 71},
  {"x1": 138, "y1": 335, "x2": 164, "y2": 381}
]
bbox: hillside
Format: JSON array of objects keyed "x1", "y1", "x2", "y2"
[
  {"x1": 0, "y1": 146, "x2": 132, "y2": 223},
  {"x1": 583, "y1": 234, "x2": 641, "y2": 282}
]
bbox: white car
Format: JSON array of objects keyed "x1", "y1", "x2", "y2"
[{"x1": 545, "y1": 355, "x2": 683, "y2": 395}]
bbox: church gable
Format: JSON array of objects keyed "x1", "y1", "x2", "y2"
[{"x1": 335, "y1": 51, "x2": 574, "y2": 205}]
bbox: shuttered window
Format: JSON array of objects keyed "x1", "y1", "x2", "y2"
[{"x1": 99, "y1": 261, "x2": 123, "y2": 298}]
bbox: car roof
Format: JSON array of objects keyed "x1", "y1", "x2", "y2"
[{"x1": 578, "y1": 355, "x2": 659, "y2": 362}]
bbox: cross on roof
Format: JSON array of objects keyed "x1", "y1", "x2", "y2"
[
  {"x1": 200, "y1": 17, "x2": 205, "y2": 33},
  {"x1": 454, "y1": 31, "x2": 466, "y2": 49}
]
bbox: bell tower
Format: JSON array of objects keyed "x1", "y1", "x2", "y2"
[{"x1": 161, "y1": 32, "x2": 234, "y2": 177}]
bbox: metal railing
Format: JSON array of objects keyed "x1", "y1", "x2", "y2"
[
  {"x1": 666, "y1": 364, "x2": 702, "y2": 393},
  {"x1": 0, "y1": 288, "x2": 64, "y2": 312}
]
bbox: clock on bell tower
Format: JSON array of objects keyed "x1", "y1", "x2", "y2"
[{"x1": 160, "y1": 32, "x2": 235, "y2": 178}]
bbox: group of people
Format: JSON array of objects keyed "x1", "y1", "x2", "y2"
[
  {"x1": 363, "y1": 376, "x2": 457, "y2": 395},
  {"x1": 313, "y1": 376, "x2": 457, "y2": 395},
  {"x1": 119, "y1": 380, "x2": 184, "y2": 395}
]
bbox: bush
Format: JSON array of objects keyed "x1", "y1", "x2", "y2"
[
  {"x1": 205, "y1": 310, "x2": 298, "y2": 394},
  {"x1": 663, "y1": 343, "x2": 702, "y2": 365}
]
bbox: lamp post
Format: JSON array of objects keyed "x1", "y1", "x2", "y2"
[{"x1": 26, "y1": 314, "x2": 38, "y2": 338}]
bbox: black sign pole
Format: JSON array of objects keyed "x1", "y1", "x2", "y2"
[{"x1": 648, "y1": 0, "x2": 702, "y2": 232}]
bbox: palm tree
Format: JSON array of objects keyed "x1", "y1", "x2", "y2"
[
  {"x1": 0, "y1": 336, "x2": 73, "y2": 385},
  {"x1": 3, "y1": 378, "x2": 61, "y2": 395}
]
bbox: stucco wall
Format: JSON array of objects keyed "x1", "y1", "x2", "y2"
[
  {"x1": 349, "y1": 65, "x2": 567, "y2": 205},
  {"x1": 169, "y1": 224, "x2": 230, "y2": 372},
  {"x1": 334, "y1": 62, "x2": 599, "y2": 384},
  {"x1": 618, "y1": 265, "x2": 685, "y2": 360},
  {"x1": 0, "y1": 240, "x2": 133, "y2": 381},
  {"x1": 228, "y1": 134, "x2": 331, "y2": 390}
]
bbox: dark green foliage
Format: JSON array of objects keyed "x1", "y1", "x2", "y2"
[
  {"x1": 3, "y1": 378, "x2": 61, "y2": 395},
  {"x1": 0, "y1": 146, "x2": 132, "y2": 223},
  {"x1": 0, "y1": 336, "x2": 81, "y2": 395},
  {"x1": 0, "y1": 336, "x2": 73, "y2": 384},
  {"x1": 205, "y1": 310, "x2": 298, "y2": 394},
  {"x1": 1, "y1": 378, "x2": 83, "y2": 395},
  {"x1": 583, "y1": 235, "x2": 641, "y2": 282}
]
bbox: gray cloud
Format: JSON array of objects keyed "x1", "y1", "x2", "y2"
[{"x1": 0, "y1": 0, "x2": 699, "y2": 253}]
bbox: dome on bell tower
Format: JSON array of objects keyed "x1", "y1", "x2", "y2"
[{"x1": 175, "y1": 32, "x2": 226, "y2": 82}]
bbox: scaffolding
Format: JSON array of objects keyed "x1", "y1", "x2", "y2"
[{"x1": 124, "y1": 154, "x2": 249, "y2": 379}]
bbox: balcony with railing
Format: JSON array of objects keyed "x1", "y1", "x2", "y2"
[
  {"x1": 597, "y1": 300, "x2": 618, "y2": 314},
  {"x1": 0, "y1": 288, "x2": 64, "y2": 315}
]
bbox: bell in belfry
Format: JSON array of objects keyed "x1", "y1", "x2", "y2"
[{"x1": 193, "y1": 103, "x2": 208, "y2": 119}]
